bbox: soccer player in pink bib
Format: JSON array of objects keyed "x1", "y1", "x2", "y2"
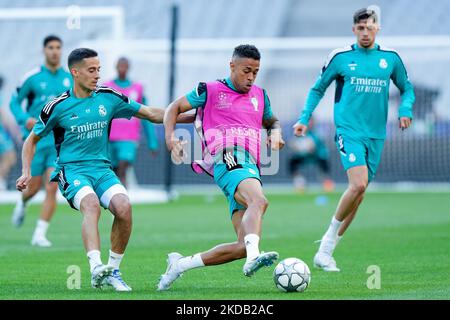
[
  {"x1": 158, "y1": 45, "x2": 285, "y2": 291},
  {"x1": 104, "y1": 57, "x2": 158, "y2": 187}
]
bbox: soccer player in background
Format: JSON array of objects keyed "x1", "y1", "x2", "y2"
[
  {"x1": 0, "y1": 76, "x2": 17, "y2": 190},
  {"x1": 10, "y1": 35, "x2": 72, "y2": 247},
  {"x1": 104, "y1": 57, "x2": 158, "y2": 187},
  {"x1": 158, "y1": 44, "x2": 285, "y2": 291},
  {"x1": 288, "y1": 117, "x2": 334, "y2": 192},
  {"x1": 293, "y1": 8, "x2": 415, "y2": 271},
  {"x1": 16, "y1": 48, "x2": 193, "y2": 291}
]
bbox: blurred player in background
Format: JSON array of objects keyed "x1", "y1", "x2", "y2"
[
  {"x1": 16, "y1": 48, "x2": 192, "y2": 291},
  {"x1": 288, "y1": 117, "x2": 334, "y2": 192},
  {"x1": 0, "y1": 76, "x2": 17, "y2": 190},
  {"x1": 159, "y1": 44, "x2": 284, "y2": 291},
  {"x1": 10, "y1": 35, "x2": 72, "y2": 247},
  {"x1": 293, "y1": 8, "x2": 415, "y2": 271},
  {"x1": 104, "y1": 57, "x2": 158, "y2": 187}
]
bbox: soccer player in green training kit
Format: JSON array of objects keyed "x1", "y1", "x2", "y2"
[
  {"x1": 10, "y1": 35, "x2": 72, "y2": 247},
  {"x1": 16, "y1": 48, "x2": 192, "y2": 291},
  {"x1": 293, "y1": 8, "x2": 415, "y2": 271}
]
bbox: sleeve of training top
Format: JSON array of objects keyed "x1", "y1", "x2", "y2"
[
  {"x1": 185, "y1": 82, "x2": 207, "y2": 109},
  {"x1": 391, "y1": 54, "x2": 415, "y2": 119},
  {"x1": 297, "y1": 52, "x2": 340, "y2": 125},
  {"x1": 10, "y1": 78, "x2": 33, "y2": 125}
]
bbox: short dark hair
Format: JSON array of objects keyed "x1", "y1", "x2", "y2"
[
  {"x1": 353, "y1": 8, "x2": 378, "y2": 24},
  {"x1": 117, "y1": 57, "x2": 129, "y2": 65},
  {"x1": 43, "y1": 35, "x2": 62, "y2": 47},
  {"x1": 0, "y1": 75, "x2": 4, "y2": 90},
  {"x1": 68, "y1": 48, "x2": 98, "y2": 68},
  {"x1": 232, "y1": 44, "x2": 261, "y2": 61}
]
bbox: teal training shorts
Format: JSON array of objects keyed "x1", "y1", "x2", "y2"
[
  {"x1": 335, "y1": 134, "x2": 385, "y2": 182},
  {"x1": 109, "y1": 141, "x2": 139, "y2": 168},
  {"x1": 52, "y1": 163, "x2": 127, "y2": 211},
  {"x1": 0, "y1": 126, "x2": 14, "y2": 155},
  {"x1": 31, "y1": 144, "x2": 56, "y2": 177},
  {"x1": 214, "y1": 148, "x2": 261, "y2": 218}
]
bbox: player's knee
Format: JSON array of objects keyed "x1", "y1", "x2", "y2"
[
  {"x1": 81, "y1": 197, "x2": 101, "y2": 218},
  {"x1": 252, "y1": 196, "x2": 269, "y2": 213},
  {"x1": 111, "y1": 195, "x2": 132, "y2": 220},
  {"x1": 45, "y1": 181, "x2": 58, "y2": 195},
  {"x1": 349, "y1": 181, "x2": 367, "y2": 194}
]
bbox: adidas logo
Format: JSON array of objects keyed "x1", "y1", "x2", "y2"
[{"x1": 70, "y1": 113, "x2": 78, "y2": 120}]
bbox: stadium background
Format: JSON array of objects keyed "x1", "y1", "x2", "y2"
[
  {"x1": 0, "y1": 0, "x2": 449, "y2": 194},
  {"x1": 0, "y1": 0, "x2": 449, "y2": 302}
]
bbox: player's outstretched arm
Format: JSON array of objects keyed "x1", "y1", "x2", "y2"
[
  {"x1": 263, "y1": 115, "x2": 285, "y2": 151},
  {"x1": 135, "y1": 106, "x2": 165, "y2": 123},
  {"x1": 16, "y1": 131, "x2": 40, "y2": 191},
  {"x1": 135, "y1": 105, "x2": 195, "y2": 125},
  {"x1": 164, "y1": 96, "x2": 194, "y2": 151}
]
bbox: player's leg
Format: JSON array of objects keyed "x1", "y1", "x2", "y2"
[
  {"x1": 106, "y1": 193, "x2": 133, "y2": 291},
  {"x1": 12, "y1": 146, "x2": 52, "y2": 227},
  {"x1": 337, "y1": 138, "x2": 384, "y2": 237},
  {"x1": 317, "y1": 157, "x2": 335, "y2": 192},
  {"x1": 11, "y1": 175, "x2": 42, "y2": 227},
  {"x1": 156, "y1": 210, "x2": 246, "y2": 291},
  {"x1": 200, "y1": 210, "x2": 247, "y2": 264},
  {"x1": 31, "y1": 167, "x2": 58, "y2": 247},
  {"x1": 314, "y1": 135, "x2": 368, "y2": 271},
  {"x1": 289, "y1": 156, "x2": 307, "y2": 192},
  {"x1": 234, "y1": 178, "x2": 278, "y2": 276},
  {"x1": 314, "y1": 165, "x2": 368, "y2": 271},
  {"x1": 78, "y1": 192, "x2": 114, "y2": 288},
  {"x1": 58, "y1": 167, "x2": 113, "y2": 288},
  {"x1": 0, "y1": 129, "x2": 16, "y2": 189},
  {"x1": 337, "y1": 192, "x2": 365, "y2": 236},
  {"x1": 97, "y1": 172, "x2": 132, "y2": 291},
  {"x1": 0, "y1": 150, "x2": 16, "y2": 190}
]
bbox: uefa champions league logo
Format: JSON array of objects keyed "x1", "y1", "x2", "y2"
[{"x1": 216, "y1": 92, "x2": 232, "y2": 109}]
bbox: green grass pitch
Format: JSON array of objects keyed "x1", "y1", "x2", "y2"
[{"x1": 0, "y1": 192, "x2": 449, "y2": 300}]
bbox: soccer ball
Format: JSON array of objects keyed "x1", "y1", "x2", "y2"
[{"x1": 273, "y1": 258, "x2": 311, "y2": 293}]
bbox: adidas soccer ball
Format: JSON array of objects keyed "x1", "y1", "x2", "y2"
[{"x1": 273, "y1": 258, "x2": 311, "y2": 293}]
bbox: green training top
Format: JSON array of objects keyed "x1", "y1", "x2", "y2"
[
  {"x1": 10, "y1": 65, "x2": 72, "y2": 146},
  {"x1": 298, "y1": 43, "x2": 415, "y2": 139},
  {"x1": 33, "y1": 86, "x2": 141, "y2": 168}
]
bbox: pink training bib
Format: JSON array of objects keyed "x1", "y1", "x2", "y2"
[{"x1": 192, "y1": 80, "x2": 265, "y2": 176}]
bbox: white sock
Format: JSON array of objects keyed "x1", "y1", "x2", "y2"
[
  {"x1": 324, "y1": 216, "x2": 342, "y2": 240},
  {"x1": 176, "y1": 253, "x2": 205, "y2": 273},
  {"x1": 34, "y1": 219, "x2": 49, "y2": 238},
  {"x1": 108, "y1": 250, "x2": 124, "y2": 270},
  {"x1": 87, "y1": 250, "x2": 102, "y2": 273},
  {"x1": 336, "y1": 235, "x2": 343, "y2": 245},
  {"x1": 244, "y1": 234, "x2": 260, "y2": 262}
]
